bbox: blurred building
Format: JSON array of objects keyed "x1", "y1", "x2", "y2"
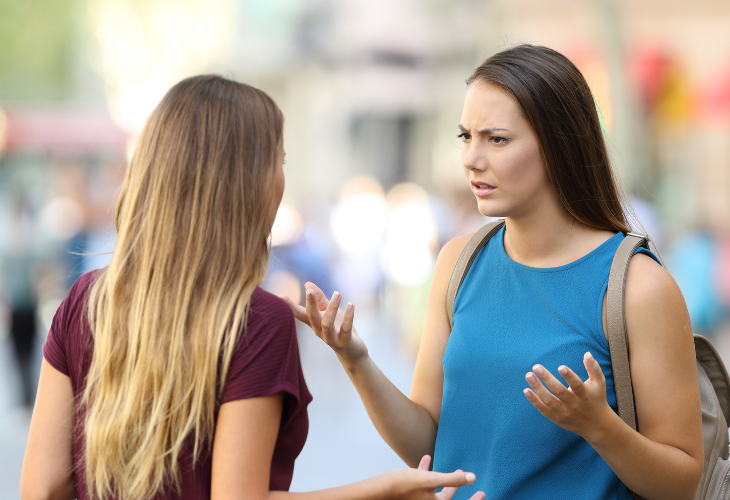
[{"x1": 1, "y1": 0, "x2": 730, "y2": 367}]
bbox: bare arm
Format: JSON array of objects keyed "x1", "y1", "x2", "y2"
[
  {"x1": 337, "y1": 352, "x2": 438, "y2": 467},
  {"x1": 21, "y1": 359, "x2": 76, "y2": 500},
  {"x1": 597, "y1": 254, "x2": 703, "y2": 499},
  {"x1": 524, "y1": 254, "x2": 703, "y2": 500},
  {"x1": 282, "y1": 234, "x2": 473, "y2": 467},
  {"x1": 286, "y1": 286, "x2": 436, "y2": 467},
  {"x1": 21, "y1": 362, "x2": 481, "y2": 500},
  {"x1": 211, "y1": 393, "x2": 483, "y2": 500},
  {"x1": 409, "y1": 235, "x2": 474, "y2": 427}
]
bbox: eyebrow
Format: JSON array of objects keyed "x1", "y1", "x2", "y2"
[{"x1": 458, "y1": 124, "x2": 509, "y2": 134}]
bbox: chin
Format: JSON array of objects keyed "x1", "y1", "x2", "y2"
[{"x1": 476, "y1": 199, "x2": 507, "y2": 219}]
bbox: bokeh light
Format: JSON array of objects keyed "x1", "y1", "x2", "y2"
[
  {"x1": 271, "y1": 201, "x2": 304, "y2": 247},
  {"x1": 382, "y1": 183, "x2": 437, "y2": 287},
  {"x1": 330, "y1": 177, "x2": 388, "y2": 257},
  {"x1": 90, "y1": 0, "x2": 238, "y2": 133},
  {"x1": 0, "y1": 106, "x2": 6, "y2": 154},
  {"x1": 43, "y1": 197, "x2": 84, "y2": 240}
]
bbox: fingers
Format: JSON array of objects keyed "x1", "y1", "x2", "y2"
[
  {"x1": 523, "y1": 386, "x2": 554, "y2": 416},
  {"x1": 305, "y1": 289, "x2": 323, "y2": 334},
  {"x1": 320, "y1": 291, "x2": 342, "y2": 342},
  {"x1": 417, "y1": 455, "x2": 431, "y2": 471},
  {"x1": 583, "y1": 352, "x2": 605, "y2": 384},
  {"x1": 340, "y1": 301, "x2": 354, "y2": 335},
  {"x1": 467, "y1": 492, "x2": 486, "y2": 500},
  {"x1": 437, "y1": 469, "x2": 462, "y2": 500},
  {"x1": 304, "y1": 282, "x2": 329, "y2": 312},
  {"x1": 439, "y1": 486, "x2": 458, "y2": 500},
  {"x1": 428, "y1": 470, "x2": 476, "y2": 489},
  {"x1": 525, "y1": 356, "x2": 610, "y2": 438},
  {"x1": 557, "y1": 364, "x2": 586, "y2": 397},
  {"x1": 530, "y1": 365, "x2": 573, "y2": 402},
  {"x1": 524, "y1": 368, "x2": 562, "y2": 410},
  {"x1": 279, "y1": 295, "x2": 310, "y2": 325}
]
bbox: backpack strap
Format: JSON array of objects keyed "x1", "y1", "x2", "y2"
[
  {"x1": 446, "y1": 219, "x2": 505, "y2": 329},
  {"x1": 606, "y1": 232, "x2": 650, "y2": 431}
]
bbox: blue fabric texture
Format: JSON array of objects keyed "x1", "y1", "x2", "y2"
[{"x1": 433, "y1": 227, "x2": 658, "y2": 499}]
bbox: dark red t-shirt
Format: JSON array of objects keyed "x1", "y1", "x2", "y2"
[{"x1": 43, "y1": 270, "x2": 312, "y2": 499}]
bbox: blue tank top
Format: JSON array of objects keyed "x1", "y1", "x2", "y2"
[{"x1": 433, "y1": 227, "x2": 657, "y2": 500}]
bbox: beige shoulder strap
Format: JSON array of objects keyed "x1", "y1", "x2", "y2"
[
  {"x1": 446, "y1": 219, "x2": 505, "y2": 329},
  {"x1": 606, "y1": 233, "x2": 649, "y2": 431}
]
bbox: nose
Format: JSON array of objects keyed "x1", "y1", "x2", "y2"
[{"x1": 462, "y1": 142, "x2": 487, "y2": 172}]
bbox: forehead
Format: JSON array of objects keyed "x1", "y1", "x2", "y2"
[{"x1": 461, "y1": 81, "x2": 524, "y2": 127}]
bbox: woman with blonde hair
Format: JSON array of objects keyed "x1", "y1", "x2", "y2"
[{"x1": 20, "y1": 75, "x2": 483, "y2": 500}]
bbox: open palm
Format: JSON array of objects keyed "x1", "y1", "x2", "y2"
[{"x1": 281, "y1": 282, "x2": 368, "y2": 364}]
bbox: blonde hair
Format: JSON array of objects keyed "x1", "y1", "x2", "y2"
[{"x1": 83, "y1": 75, "x2": 282, "y2": 500}]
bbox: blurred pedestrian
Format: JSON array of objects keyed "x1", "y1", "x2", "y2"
[
  {"x1": 1, "y1": 195, "x2": 40, "y2": 409},
  {"x1": 20, "y1": 75, "x2": 483, "y2": 500}
]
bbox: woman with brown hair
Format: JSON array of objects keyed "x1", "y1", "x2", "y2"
[
  {"x1": 19, "y1": 75, "x2": 483, "y2": 500},
  {"x1": 289, "y1": 45, "x2": 704, "y2": 499}
]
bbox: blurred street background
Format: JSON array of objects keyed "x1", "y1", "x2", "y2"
[{"x1": 2, "y1": 0, "x2": 730, "y2": 497}]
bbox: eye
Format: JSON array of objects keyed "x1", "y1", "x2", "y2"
[
  {"x1": 457, "y1": 132, "x2": 471, "y2": 142},
  {"x1": 489, "y1": 136, "x2": 508, "y2": 145}
]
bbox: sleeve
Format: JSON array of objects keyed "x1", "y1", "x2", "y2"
[
  {"x1": 221, "y1": 291, "x2": 308, "y2": 419},
  {"x1": 42, "y1": 270, "x2": 100, "y2": 377},
  {"x1": 42, "y1": 290, "x2": 73, "y2": 376}
]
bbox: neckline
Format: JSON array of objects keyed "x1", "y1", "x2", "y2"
[{"x1": 497, "y1": 227, "x2": 622, "y2": 273}]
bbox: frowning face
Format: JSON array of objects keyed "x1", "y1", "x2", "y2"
[{"x1": 459, "y1": 80, "x2": 557, "y2": 220}]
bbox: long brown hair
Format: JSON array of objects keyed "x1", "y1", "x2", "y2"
[
  {"x1": 83, "y1": 75, "x2": 282, "y2": 500},
  {"x1": 467, "y1": 44, "x2": 632, "y2": 234}
]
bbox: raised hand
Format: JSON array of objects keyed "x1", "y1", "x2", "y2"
[
  {"x1": 523, "y1": 351, "x2": 614, "y2": 443},
  {"x1": 280, "y1": 282, "x2": 368, "y2": 365}
]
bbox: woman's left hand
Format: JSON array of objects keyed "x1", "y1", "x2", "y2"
[{"x1": 523, "y1": 351, "x2": 613, "y2": 443}]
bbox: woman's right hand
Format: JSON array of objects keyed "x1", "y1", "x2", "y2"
[
  {"x1": 385, "y1": 455, "x2": 485, "y2": 500},
  {"x1": 281, "y1": 282, "x2": 368, "y2": 365}
]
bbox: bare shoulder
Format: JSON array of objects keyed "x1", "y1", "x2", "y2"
[
  {"x1": 434, "y1": 232, "x2": 476, "y2": 282},
  {"x1": 625, "y1": 254, "x2": 687, "y2": 321},
  {"x1": 439, "y1": 232, "x2": 476, "y2": 259},
  {"x1": 624, "y1": 252, "x2": 693, "y2": 346}
]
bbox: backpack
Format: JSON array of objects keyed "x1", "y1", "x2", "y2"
[{"x1": 445, "y1": 219, "x2": 730, "y2": 500}]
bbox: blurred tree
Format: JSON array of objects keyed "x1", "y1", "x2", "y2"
[{"x1": 0, "y1": 0, "x2": 83, "y2": 100}]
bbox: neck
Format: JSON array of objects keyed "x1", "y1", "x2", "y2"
[{"x1": 502, "y1": 201, "x2": 600, "y2": 268}]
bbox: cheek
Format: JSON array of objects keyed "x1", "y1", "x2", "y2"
[
  {"x1": 269, "y1": 168, "x2": 285, "y2": 223},
  {"x1": 502, "y1": 145, "x2": 547, "y2": 191},
  {"x1": 273, "y1": 158, "x2": 286, "y2": 199},
  {"x1": 275, "y1": 169, "x2": 285, "y2": 200}
]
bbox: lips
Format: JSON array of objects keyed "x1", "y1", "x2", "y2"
[{"x1": 471, "y1": 180, "x2": 496, "y2": 197}]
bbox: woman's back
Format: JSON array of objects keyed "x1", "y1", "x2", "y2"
[{"x1": 43, "y1": 270, "x2": 311, "y2": 499}]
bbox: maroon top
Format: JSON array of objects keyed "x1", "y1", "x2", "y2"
[{"x1": 43, "y1": 270, "x2": 312, "y2": 499}]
